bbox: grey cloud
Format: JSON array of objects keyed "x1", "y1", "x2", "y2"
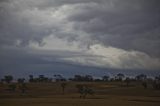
[
  {"x1": 0, "y1": 47, "x2": 159, "y2": 79},
  {"x1": 0, "y1": 47, "x2": 98, "y2": 65},
  {"x1": 1, "y1": 0, "x2": 160, "y2": 57},
  {"x1": 65, "y1": 0, "x2": 160, "y2": 57},
  {"x1": 0, "y1": 0, "x2": 57, "y2": 47},
  {"x1": 1, "y1": 0, "x2": 160, "y2": 79}
]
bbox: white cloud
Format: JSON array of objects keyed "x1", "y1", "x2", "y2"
[
  {"x1": 32, "y1": 37, "x2": 160, "y2": 70},
  {"x1": 88, "y1": 44, "x2": 160, "y2": 69},
  {"x1": 29, "y1": 35, "x2": 80, "y2": 51}
]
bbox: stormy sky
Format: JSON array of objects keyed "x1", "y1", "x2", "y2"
[{"x1": 0, "y1": 0, "x2": 160, "y2": 78}]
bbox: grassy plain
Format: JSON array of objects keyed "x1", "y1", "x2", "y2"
[{"x1": 0, "y1": 82, "x2": 160, "y2": 106}]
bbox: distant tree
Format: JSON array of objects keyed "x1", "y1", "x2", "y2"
[
  {"x1": 74, "y1": 75, "x2": 82, "y2": 81},
  {"x1": 155, "y1": 75, "x2": 160, "y2": 81},
  {"x1": 142, "y1": 81, "x2": 147, "y2": 89},
  {"x1": 94, "y1": 78, "x2": 102, "y2": 82},
  {"x1": 76, "y1": 84, "x2": 94, "y2": 99},
  {"x1": 29, "y1": 75, "x2": 34, "y2": 82},
  {"x1": 73, "y1": 75, "x2": 93, "y2": 82},
  {"x1": 68, "y1": 78, "x2": 73, "y2": 81},
  {"x1": 84, "y1": 75, "x2": 93, "y2": 81},
  {"x1": 152, "y1": 75, "x2": 160, "y2": 90},
  {"x1": 1, "y1": 79, "x2": 5, "y2": 84},
  {"x1": 61, "y1": 82, "x2": 67, "y2": 94},
  {"x1": 39, "y1": 75, "x2": 45, "y2": 82},
  {"x1": 17, "y1": 78, "x2": 25, "y2": 84},
  {"x1": 33, "y1": 78, "x2": 39, "y2": 82},
  {"x1": 124, "y1": 77, "x2": 131, "y2": 87},
  {"x1": 135, "y1": 74, "x2": 147, "y2": 81},
  {"x1": 102, "y1": 75, "x2": 110, "y2": 81},
  {"x1": 54, "y1": 75, "x2": 66, "y2": 82},
  {"x1": 4, "y1": 75, "x2": 13, "y2": 83},
  {"x1": 115, "y1": 73, "x2": 125, "y2": 81},
  {"x1": 110, "y1": 78, "x2": 115, "y2": 82},
  {"x1": 36, "y1": 75, "x2": 51, "y2": 82}
]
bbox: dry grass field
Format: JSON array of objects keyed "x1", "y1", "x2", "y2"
[{"x1": 0, "y1": 82, "x2": 160, "y2": 106}]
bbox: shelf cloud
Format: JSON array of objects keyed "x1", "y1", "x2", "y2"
[{"x1": 0, "y1": 0, "x2": 160, "y2": 77}]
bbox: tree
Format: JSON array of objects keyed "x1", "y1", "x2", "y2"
[
  {"x1": 152, "y1": 75, "x2": 160, "y2": 90},
  {"x1": 84, "y1": 75, "x2": 93, "y2": 81},
  {"x1": 73, "y1": 75, "x2": 93, "y2": 81},
  {"x1": 74, "y1": 75, "x2": 82, "y2": 81},
  {"x1": 76, "y1": 84, "x2": 94, "y2": 99},
  {"x1": 155, "y1": 75, "x2": 160, "y2": 81},
  {"x1": 17, "y1": 78, "x2": 25, "y2": 84},
  {"x1": 4, "y1": 75, "x2": 13, "y2": 83},
  {"x1": 115, "y1": 73, "x2": 125, "y2": 81},
  {"x1": 94, "y1": 78, "x2": 102, "y2": 82},
  {"x1": 54, "y1": 75, "x2": 66, "y2": 82},
  {"x1": 102, "y1": 75, "x2": 110, "y2": 81},
  {"x1": 135, "y1": 74, "x2": 147, "y2": 81},
  {"x1": 124, "y1": 77, "x2": 131, "y2": 87},
  {"x1": 61, "y1": 82, "x2": 67, "y2": 95},
  {"x1": 29, "y1": 75, "x2": 34, "y2": 82},
  {"x1": 39, "y1": 75, "x2": 45, "y2": 82},
  {"x1": 1, "y1": 79, "x2": 5, "y2": 84},
  {"x1": 36, "y1": 75, "x2": 51, "y2": 82},
  {"x1": 142, "y1": 82, "x2": 147, "y2": 89}
]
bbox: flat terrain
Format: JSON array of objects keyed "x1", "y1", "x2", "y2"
[{"x1": 0, "y1": 82, "x2": 160, "y2": 106}]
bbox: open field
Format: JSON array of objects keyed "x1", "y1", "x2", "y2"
[{"x1": 0, "y1": 82, "x2": 160, "y2": 106}]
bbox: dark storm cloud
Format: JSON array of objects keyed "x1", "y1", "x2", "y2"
[
  {"x1": 0, "y1": 0, "x2": 160, "y2": 75},
  {"x1": 0, "y1": 47, "x2": 102, "y2": 66},
  {"x1": 1, "y1": 0, "x2": 160, "y2": 57},
  {"x1": 0, "y1": 0, "x2": 98, "y2": 47},
  {"x1": 0, "y1": 47, "x2": 107, "y2": 77},
  {"x1": 65, "y1": 0, "x2": 160, "y2": 57},
  {"x1": 0, "y1": 7, "x2": 50, "y2": 47}
]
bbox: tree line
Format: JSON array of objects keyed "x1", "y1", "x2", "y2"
[{"x1": 1, "y1": 73, "x2": 160, "y2": 90}]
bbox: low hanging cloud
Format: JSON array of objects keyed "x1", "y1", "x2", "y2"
[
  {"x1": 1, "y1": 43, "x2": 160, "y2": 71},
  {"x1": 61, "y1": 44, "x2": 160, "y2": 70},
  {"x1": 0, "y1": 0, "x2": 160, "y2": 74}
]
